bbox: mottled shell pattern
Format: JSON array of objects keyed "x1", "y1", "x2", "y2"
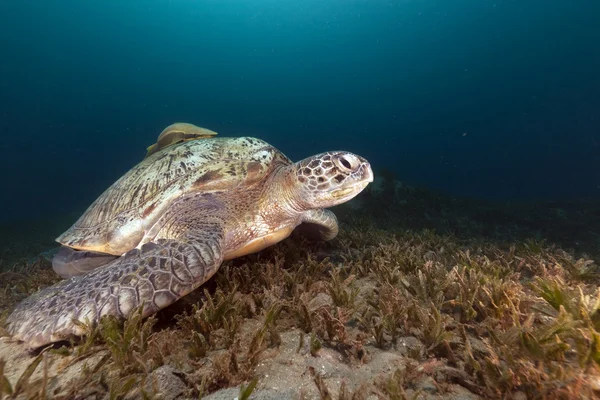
[{"x1": 57, "y1": 137, "x2": 292, "y2": 256}]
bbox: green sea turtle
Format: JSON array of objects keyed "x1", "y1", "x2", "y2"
[
  {"x1": 7, "y1": 135, "x2": 373, "y2": 348},
  {"x1": 145, "y1": 122, "x2": 218, "y2": 158}
]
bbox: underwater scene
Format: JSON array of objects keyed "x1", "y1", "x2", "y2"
[{"x1": 0, "y1": 1, "x2": 599, "y2": 399}]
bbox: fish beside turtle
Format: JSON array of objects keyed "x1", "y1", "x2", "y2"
[
  {"x1": 6, "y1": 125, "x2": 373, "y2": 348},
  {"x1": 145, "y1": 122, "x2": 218, "y2": 158}
]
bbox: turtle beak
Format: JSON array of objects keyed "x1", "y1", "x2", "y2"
[
  {"x1": 363, "y1": 162, "x2": 374, "y2": 183},
  {"x1": 331, "y1": 158, "x2": 373, "y2": 200},
  {"x1": 353, "y1": 156, "x2": 373, "y2": 186}
]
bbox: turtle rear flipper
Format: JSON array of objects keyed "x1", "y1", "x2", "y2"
[{"x1": 7, "y1": 218, "x2": 225, "y2": 349}]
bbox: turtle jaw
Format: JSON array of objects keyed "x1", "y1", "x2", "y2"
[
  {"x1": 328, "y1": 168, "x2": 373, "y2": 204},
  {"x1": 331, "y1": 179, "x2": 372, "y2": 201}
]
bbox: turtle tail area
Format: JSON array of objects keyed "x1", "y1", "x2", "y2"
[{"x1": 6, "y1": 234, "x2": 224, "y2": 349}]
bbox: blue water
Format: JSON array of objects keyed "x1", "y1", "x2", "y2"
[{"x1": 0, "y1": 0, "x2": 599, "y2": 222}]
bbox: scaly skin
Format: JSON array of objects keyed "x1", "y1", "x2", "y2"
[{"x1": 7, "y1": 220, "x2": 224, "y2": 348}]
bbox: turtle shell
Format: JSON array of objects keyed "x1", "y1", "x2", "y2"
[{"x1": 57, "y1": 137, "x2": 292, "y2": 255}]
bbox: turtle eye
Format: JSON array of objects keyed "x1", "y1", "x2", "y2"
[{"x1": 335, "y1": 154, "x2": 359, "y2": 171}]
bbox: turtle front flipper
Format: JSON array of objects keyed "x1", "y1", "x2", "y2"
[
  {"x1": 6, "y1": 222, "x2": 224, "y2": 349},
  {"x1": 299, "y1": 209, "x2": 339, "y2": 241}
]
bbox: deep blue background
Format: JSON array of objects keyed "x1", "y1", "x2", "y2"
[{"x1": 1, "y1": 0, "x2": 599, "y2": 222}]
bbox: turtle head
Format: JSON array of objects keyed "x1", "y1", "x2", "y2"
[{"x1": 288, "y1": 151, "x2": 373, "y2": 210}]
